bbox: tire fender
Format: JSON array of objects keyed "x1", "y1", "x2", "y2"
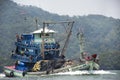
[{"x1": 10, "y1": 71, "x2": 14, "y2": 77}]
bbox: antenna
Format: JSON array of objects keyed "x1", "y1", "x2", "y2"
[{"x1": 35, "y1": 18, "x2": 38, "y2": 30}]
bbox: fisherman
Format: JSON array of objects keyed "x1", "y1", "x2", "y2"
[
  {"x1": 83, "y1": 52, "x2": 92, "y2": 61},
  {"x1": 16, "y1": 33, "x2": 20, "y2": 42},
  {"x1": 20, "y1": 35, "x2": 23, "y2": 40},
  {"x1": 15, "y1": 61, "x2": 18, "y2": 68},
  {"x1": 29, "y1": 55, "x2": 33, "y2": 62},
  {"x1": 19, "y1": 34, "x2": 23, "y2": 41},
  {"x1": 20, "y1": 48, "x2": 25, "y2": 56},
  {"x1": 91, "y1": 54, "x2": 99, "y2": 63}
]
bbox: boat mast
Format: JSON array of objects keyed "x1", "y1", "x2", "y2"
[
  {"x1": 41, "y1": 22, "x2": 45, "y2": 59},
  {"x1": 40, "y1": 21, "x2": 74, "y2": 59},
  {"x1": 77, "y1": 29, "x2": 85, "y2": 59}
]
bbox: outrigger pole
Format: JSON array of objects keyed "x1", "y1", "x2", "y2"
[{"x1": 61, "y1": 21, "x2": 74, "y2": 56}]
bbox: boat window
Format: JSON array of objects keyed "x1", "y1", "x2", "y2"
[
  {"x1": 45, "y1": 34, "x2": 49, "y2": 36},
  {"x1": 39, "y1": 34, "x2": 41, "y2": 38},
  {"x1": 28, "y1": 49, "x2": 34, "y2": 52}
]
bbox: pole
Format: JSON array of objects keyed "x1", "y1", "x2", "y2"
[
  {"x1": 61, "y1": 21, "x2": 74, "y2": 56},
  {"x1": 77, "y1": 29, "x2": 85, "y2": 59},
  {"x1": 41, "y1": 22, "x2": 45, "y2": 59}
]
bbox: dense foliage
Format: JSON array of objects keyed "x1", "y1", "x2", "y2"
[{"x1": 0, "y1": 0, "x2": 120, "y2": 72}]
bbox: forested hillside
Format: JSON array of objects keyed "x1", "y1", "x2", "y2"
[{"x1": 0, "y1": 0, "x2": 120, "y2": 72}]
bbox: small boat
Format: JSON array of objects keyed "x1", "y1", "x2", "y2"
[{"x1": 4, "y1": 21, "x2": 99, "y2": 77}]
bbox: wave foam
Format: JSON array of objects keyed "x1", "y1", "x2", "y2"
[{"x1": 53, "y1": 70, "x2": 116, "y2": 75}]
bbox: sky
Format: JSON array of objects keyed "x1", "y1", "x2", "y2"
[{"x1": 12, "y1": 0, "x2": 120, "y2": 19}]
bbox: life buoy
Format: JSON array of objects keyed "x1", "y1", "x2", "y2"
[{"x1": 10, "y1": 71, "x2": 14, "y2": 77}]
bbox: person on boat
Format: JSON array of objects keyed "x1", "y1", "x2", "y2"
[
  {"x1": 19, "y1": 34, "x2": 23, "y2": 42},
  {"x1": 29, "y1": 55, "x2": 33, "y2": 62},
  {"x1": 85, "y1": 56, "x2": 92, "y2": 61},
  {"x1": 83, "y1": 52, "x2": 92, "y2": 61},
  {"x1": 15, "y1": 60, "x2": 18, "y2": 68},
  {"x1": 91, "y1": 54, "x2": 99, "y2": 63},
  {"x1": 16, "y1": 33, "x2": 20, "y2": 42},
  {"x1": 91, "y1": 54, "x2": 97, "y2": 59},
  {"x1": 20, "y1": 48, "x2": 25, "y2": 56},
  {"x1": 20, "y1": 35, "x2": 23, "y2": 40}
]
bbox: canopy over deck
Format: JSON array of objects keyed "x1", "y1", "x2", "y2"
[{"x1": 32, "y1": 27, "x2": 56, "y2": 34}]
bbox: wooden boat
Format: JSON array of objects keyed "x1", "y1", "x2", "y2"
[{"x1": 4, "y1": 21, "x2": 99, "y2": 77}]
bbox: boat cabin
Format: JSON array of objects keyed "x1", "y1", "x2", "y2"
[
  {"x1": 32, "y1": 27, "x2": 56, "y2": 43},
  {"x1": 12, "y1": 27, "x2": 60, "y2": 64}
]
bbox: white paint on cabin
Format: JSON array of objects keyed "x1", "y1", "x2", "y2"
[{"x1": 32, "y1": 27, "x2": 56, "y2": 43}]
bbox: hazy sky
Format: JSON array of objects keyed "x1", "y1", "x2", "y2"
[{"x1": 13, "y1": 0, "x2": 120, "y2": 19}]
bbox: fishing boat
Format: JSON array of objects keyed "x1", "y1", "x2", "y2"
[{"x1": 4, "y1": 21, "x2": 99, "y2": 77}]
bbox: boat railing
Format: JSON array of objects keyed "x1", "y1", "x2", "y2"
[
  {"x1": 15, "y1": 42, "x2": 40, "y2": 49},
  {"x1": 11, "y1": 54, "x2": 36, "y2": 63}
]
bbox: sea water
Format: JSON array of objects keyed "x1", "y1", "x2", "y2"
[{"x1": 0, "y1": 70, "x2": 119, "y2": 80}]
